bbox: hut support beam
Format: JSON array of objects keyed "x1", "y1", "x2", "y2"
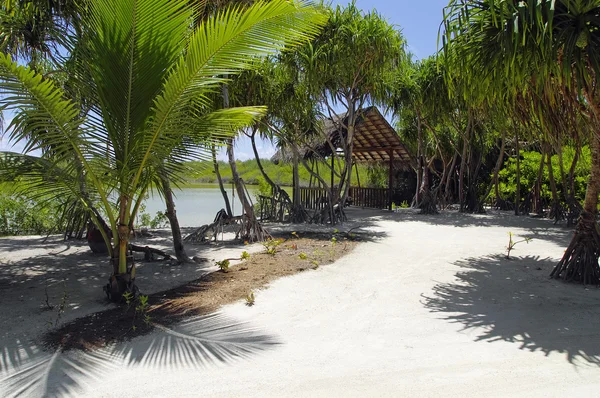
[{"x1": 388, "y1": 149, "x2": 394, "y2": 211}]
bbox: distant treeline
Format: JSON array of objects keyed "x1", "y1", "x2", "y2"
[{"x1": 181, "y1": 159, "x2": 389, "y2": 188}]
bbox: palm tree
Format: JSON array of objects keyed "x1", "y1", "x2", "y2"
[
  {"x1": 443, "y1": 0, "x2": 600, "y2": 284},
  {"x1": 0, "y1": 0, "x2": 327, "y2": 299}
]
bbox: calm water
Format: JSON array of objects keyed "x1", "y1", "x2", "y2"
[{"x1": 143, "y1": 185, "x2": 258, "y2": 227}]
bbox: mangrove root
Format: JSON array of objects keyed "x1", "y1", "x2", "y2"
[{"x1": 550, "y1": 211, "x2": 600, "y2": 285}]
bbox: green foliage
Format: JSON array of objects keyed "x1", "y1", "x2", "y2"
[
  {"x1": 0, "y1": 191, "x2": 62, "y2": 236},
  {"x1": 262, "y1": 238, "x2": 284, "y2": 255},
  {"x1": 216, "y1": 259, "x2": 230, "y2": 273},
  {"x1": 497, "y1": 146, "x2": 590, "y2": 205},
  {"x1": 136, "y1": 204, "x2": 169, "y2": 229},
  {"x1": 240, "y1": 251, "x2": 250, "y2": 261},
  {"x1": 298, "y1": 252, "x2": 308, "y2": 260}
]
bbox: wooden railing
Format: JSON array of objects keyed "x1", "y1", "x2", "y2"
[
  {"x1": 298, "y1": 186, "x2": 392, "y2": 210},
  {"x1": 349, "y1": 187, "x2": 390, "y2": 209},
  {"x1": 299, "y1": 187, "x2": 337, "y2": 210}
]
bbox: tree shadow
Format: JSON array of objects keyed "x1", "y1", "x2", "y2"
[
  {"x1": 0, "y1": 313, "x2": 279, "y2": 397},
  {"x1": 422, "y1": 254, "x2": 600, "y2": 366}
]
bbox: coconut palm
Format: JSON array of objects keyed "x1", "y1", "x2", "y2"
[
  {"x1": 0, "y1": 0, "x2": 327, "y2": 299},
  {"x1": 443, "y1": 0, "x2": 600, "y2": 284}
]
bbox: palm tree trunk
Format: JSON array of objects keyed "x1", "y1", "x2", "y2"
[{"x1": 161, "y1": 176, "x2": 191, "y2": 263}]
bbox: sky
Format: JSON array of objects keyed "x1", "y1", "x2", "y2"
[{"x1": 0, "y1": 0, "x2": 450, "y2": 160}]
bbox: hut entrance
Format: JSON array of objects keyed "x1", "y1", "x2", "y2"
[{"x1": 297, "y1": 106, "x2": 412, "y2": 211}]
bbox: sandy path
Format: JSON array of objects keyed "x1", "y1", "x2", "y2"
[{"x1": 3, "y1": 209, "x2": 600, "y2": 397}]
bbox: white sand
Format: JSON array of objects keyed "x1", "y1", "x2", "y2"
[{"x1": 2, "y1": 209, "x2": 600, "y2": 397}]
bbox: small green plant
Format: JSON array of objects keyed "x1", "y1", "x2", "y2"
[
  {"x1": 400, "y1": 200, "x2": 410, "y2": 208},
  {"x1": 330, "y1": 236, "x2": 338, "y2": 260},
  {"x1": 216, "y1": 259, "x2": 230, "y2": 272},
  {"x1": 311, "y1": 260, "x2": 319, "y2": 270},
  {"x1": 240, "y1": 251, "x2": 250, "y2": 261},
  {"x1": 298, "y1": 252, "x2": 308, "y2": 260},
  {"x1": 506, "y1": 232, "x2": 532, "y2": 259},
  {"x1": 263, "y1": 238, "x2": 283, "y2": 255},
  {"x1": 46, "y1": 280, "x2": 68, "y2": 328},
  {"x1": 123, "y1": 292, "x2": 151, "y2": 331},
  {"x1": 135, "y1": 295, "x2": 151, "y2": 328},
  {"x1": 246, "y1": 291, "x2": 255, "y2": 306},
  {"x1": 291, "y1": 231, "x2": 299, "y2": 239}
]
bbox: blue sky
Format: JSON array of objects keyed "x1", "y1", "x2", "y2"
[
  {"x1": 0, "y1": 0, "x2": 450, "y2": 159},
  {"x1": 330, "y1": 0, "x2": 449, "y2": 60}
]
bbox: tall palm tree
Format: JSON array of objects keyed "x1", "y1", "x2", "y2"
[
  {"x1": 443, "y1": 0, "x2": 600, "y2": 284},
  {"x1": 0, "y1": 0, "x2": 327, "y2": 299}
]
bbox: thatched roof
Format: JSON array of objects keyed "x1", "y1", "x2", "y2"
[{"x1": 271, "y1": 106, "x2": 412, "y2": 164}]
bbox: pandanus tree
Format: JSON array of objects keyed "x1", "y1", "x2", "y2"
[
  {"x1": 443, "y1": 0, "x2": 600, "y2": 284},
  {"x1": 0, "y1": 0, "x2": 80, "y2": 69},
  {"x1": 298, "y1": 2, "x2": 405, "y2": 222},
  {"x1": 391, "y1": 56, "x2": 457, "y2": 214},
  {"x1": 0, "y1": 0, "x2": 327, "y2": 299}
]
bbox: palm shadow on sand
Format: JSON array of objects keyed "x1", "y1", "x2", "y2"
[
  {"x1": 0, "y1": 312, "x2": 279, "y2": 397},
  {"x1": 422, "y1": 254, "x2": 600, "y2": 366}
]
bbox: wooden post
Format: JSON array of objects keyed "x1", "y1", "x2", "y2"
[
  {"x1": 388, "y1": 149, "x2": 394, "y2": 211},
  {"x1": 330, "y1": 156, "x2": 334, "y2": 189}
]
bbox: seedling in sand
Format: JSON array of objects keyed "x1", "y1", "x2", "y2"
[
  {"x1": 246, "y1": 291, "x2": 255, "y2": 306},
  {"x1": 298, "y1": 252, "x2": 308, "y2": 260},
  {"x1": 240, "y1": 251, "x2": 250, "y2": 261},
  {"x1": 330, "y1": 237, "x2": 338, "y2": 260},
  {"x1": 216, "y1": 259, "x2": 230, "y2": 272},
  {"x1": 263, "y1": 238, "x2": 284, "y2": 255},
  {"x1": 506, "y1": 232, "x2": 532, "y2": 259}
]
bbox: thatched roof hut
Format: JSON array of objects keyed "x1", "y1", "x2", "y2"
[{"x1": 271, "y1": 106, "x2": 413, "y2": 165}]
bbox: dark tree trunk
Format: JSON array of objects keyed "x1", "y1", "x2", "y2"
[
  {"x1": 481, "y1": 131, "x2": 506, "y2": 211},
  {"x1": 458, "y1": 118, "x2": 471, "y2": 212},
  {"x1": 249, "y1": 129, "x2": 300, "y2": 222},
  {"x1": 546, "y1": 146, "x2": 560, "y2": 221},
  {"x1": 212, "y1": 144, "x2": 233, "y2": 218},
  {"x1": 515, "y1": 129, "x2": 521, "y2": 216},
  {"x1": 227, "y1": 139, "x2": 270, "y2": 242},
  {"x1": 419, "y1": 163, "x2": 438, "y2": 214},
  {"x1": 161, "y1": 176, "x2": 192, "y2": 263},
  {"x1": 290, "y1": 144, "x2": 307, "y2": 223},
  {"x1": 533, "y1": 143, "x2": 546, "y2": 215}
]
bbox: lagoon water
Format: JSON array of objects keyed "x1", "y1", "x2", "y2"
[{"x1": 142, "y1": 185, "x2": 258, "y2": 227}]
